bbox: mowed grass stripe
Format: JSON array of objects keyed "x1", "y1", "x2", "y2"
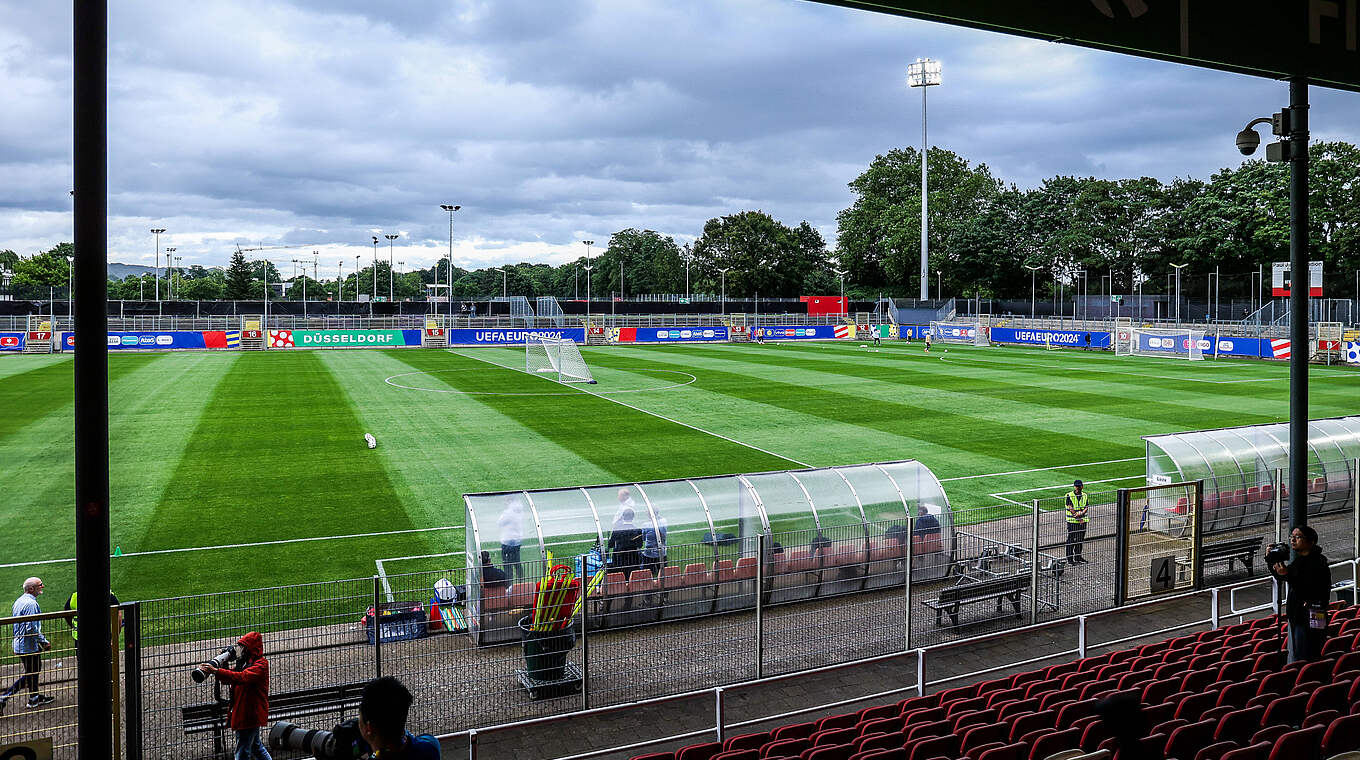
[
  {"x1": 118, "y1": 351, "x2": 414, "y2": 596},
  {"x1": 0, "y1": 354, "x2": 155, "y2": 441},
  {"x1": 583, "y1": 347, "x2": 1141, "y2": 473},
  {"x1": 678, "y1": 342, "x2": 1284, "y2": 429},
  {"x1": 389, "y1": 349, "x2": 790, "y2": 482}
]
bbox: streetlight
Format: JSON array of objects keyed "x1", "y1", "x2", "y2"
[
  {"x1": 172, "y1": 255, "x2": 182, "y2": 301},
  {"x1": 338, "y1": 260, "x2": 344, "y2": 301},
  {"x1": 717, "y1": 267, "x2": 731, "y2": 315},
  {"x1": 384, "y1": 233, "x2": 398, "y2": 302},
  {"x1": 1023, "y1": 264, "x2": 1041, "y2": 320},
  {"x1": 371, "y1": 236, "x2": 379, "y2": 300},
  {"x1": 1170, "y1": 263, "x2": 1188, "y2": 324},
  {"x1": 582, "y1": 240, "x2": 594, "y2": 323},
  {"x1": 355, "y1": 254, "x2": 362, "y2": 300},
  {"x1": 164, "y1": 247, "x2": 176, "y2": 298},
  {"x1": 907, "y1": 57, "x2": 941, "y2": 302},
  {"x1": 492, "y1": 267, "x2": 507, "y2": 299},
  {"x1": 440, "y1": 204, "x2": 461, "y2": 318},
  {"x1": 292, "y1": 258, "x2": 308, "y2": 318},
  {"x1": 832, "y1": 268, "x2": 847, "y2": 313},
  {"x1": 150, "y1": 228, "x2": 165, "y2": 301},
  {"x1": 936, "y1": 270, "x2": 942, "y2": 301}
]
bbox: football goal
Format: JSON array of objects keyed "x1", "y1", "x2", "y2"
[
  {"x1": 931, "y1": 321, "x2": 989, "y2": 346},
  {"x1": 1119, "y1": 327, "x2": 1205, "y2": 360},
  {"x1": 525, "y1": 335, "x2": 597, "y2": 383}
]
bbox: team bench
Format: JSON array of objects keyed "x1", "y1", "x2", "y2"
[
  {"x1": 1177, "y1": 535, "x2": 1264, "y2": 581},
  {"x1": 924, "y1": 574, "x2": 1028, "y2": 627},
  {"x1": 182, "y1": 680, "x2": 367, "y2": 758}
]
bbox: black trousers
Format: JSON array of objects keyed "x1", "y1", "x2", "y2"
[
  {"x1": 1066, "y1": 522, "x2": 1087, "y2": 562},
  {"x1": 2, "y1": 654, "x2": 41, "y2": 698}
]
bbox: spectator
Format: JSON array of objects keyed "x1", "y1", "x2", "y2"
[
  {"x1": 1097, "y1": 691, "x2": 1155, "y2": 760},
  {"x1": 912, "y1": 505, "x2": 943, "y2": 556},
  {"x1": 1272, "y1": 525, "x2": 1332, "y2": 662},
  {"x1": 197, "y1": 631, "x2": 271, "y2": 760},
  {"x1": 607, "y1": 508, "x2": 644, "y2": 576},
  {"x1": 358, "y1": 676, "x2": 440, "y2": 759},
  {"x1": 480, "y1": 551, "x2": 509, "y2": 593},
  {"x1": 1, "y1": 577, "x2": 53, "y2": 713}
]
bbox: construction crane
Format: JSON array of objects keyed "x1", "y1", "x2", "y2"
[{"x1": 234, "y1": 242, "x2": 324, "y2": 254}]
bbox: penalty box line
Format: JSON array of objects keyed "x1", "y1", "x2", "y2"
[
  {"x1": 0, "y1": 525, "x2": 464, "y2": 570},
  {"x1": 448, "y1": 348, "x2": 813, "y2": 468}
]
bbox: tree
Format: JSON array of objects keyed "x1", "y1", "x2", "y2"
[
  {"x1": 691, "y1": 211, "x2": 827, "y2": 297},
  {"x1": 180, "y1": 277, "x2": 224, "y2": 300},
  {"x1": 13, "y1": 244, "x2": 73, "y2": 300},
  {"x1": 223, "y1": 250, "x2": 255, "y2": 299}
]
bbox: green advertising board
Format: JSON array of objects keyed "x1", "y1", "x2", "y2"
[{"x1": 266, "y1": 329, "x2": 420, "y2": 348}]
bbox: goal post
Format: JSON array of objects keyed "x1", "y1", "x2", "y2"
[
  {"x1": 1125, "y1": 327, "x2": 1205, "y2": 361},
  {"x1": 930, "y1": 321, "x2": 983, "y2": 345},
  {"x1": 1114, "y1": 317, "x2": 1134, "y2": 356},
  {"x1": 525, "y1": 334, "x2": 597, "y2": 384}
]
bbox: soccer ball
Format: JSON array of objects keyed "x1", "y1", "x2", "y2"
[{"x1": 364, "y1": 433, "x2": 377, "y2": 449}]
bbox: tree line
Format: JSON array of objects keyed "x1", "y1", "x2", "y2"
[{"x1": 6, "y1": 141, "x2": 1358, "y2": 302}]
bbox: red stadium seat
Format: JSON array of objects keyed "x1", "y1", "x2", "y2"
[
  {"x1": 1180, "y1": 668, "x2": 1219, "y2": 694},
  {"x1": 1142, "y1": 677, "x2": 1182, "y2": 705},
  {"x1": 761, "y1": 739, "x2": 810, "y2": 759},
  {"x1": 1175, "y1": 691, "x2": 1220, "y2": 722},
  {"x1": 961, "y1": 724, "x2": 1009, "y2": 755},
  {"x1": 903, "y1": 720, "x2": 949, "y2": 742},
  {"x1": 1038, "y1": 688, "x2": 1080, "y2": 710},
  {"x1": 900, "y1": 706, "x2": 945, "y2": 725},
  {"x1": 1079, "y1": 720, "x2": 1111, "y2": 752},
  {"x1": 1165, "y1": 719, "x2": 1217, "y2": 760},
  {"x1": 801, "y1": 744, "x2": 852, "y2": 760},
  {"x1": 724, "y1": 733, "x2": 771, "y2": 753},
  {"x1": 1288, "y1": 680, "x2": 1324, "y2": 697},
  {"x1": 1260, "y1": 693, "x2": 1307, "y2": 727},
  {"x1": 857, "y1": 705, "x2": 897, "y2": 723},
  {"x1": 1302, "y1": 709, "x2": 1341, "y2": 730},
  {"x1": 1305, "y1": 681, "x2": 1350, "y2": 714},
  {"x1": 809, "y1": 729, "x2": 856, "y2": 748},
  {"x1": 1321, "y1": 635, "x2": 1353, "y2": 658},
  {"x1": 1007, "y1": 710, "x2": 1056, "y2": 742},
  {"x1": 773, "y1": 724, "x2": 818, "y2": 741},
  {"x1": 895, "y1": 694, "x2": 937, "y2": 714},
  {"x1": 906, "y1": 734, "x2": 957, "y2": 760},
  {"x1": 1250, "y1": 725, "x2": 1289, "y2": 747},
  {"x1": 1215, "y1": 706, "x2": 1265, "y2": 743},
  {"x1": 816, "y1": 714, "x2": 858, "y2": 732},
  {"x1": 997, "y1": 699, "x2": 1039, "y2": 721},
  {"x1": 1219, "y1": 742, "x2": 1271, "y2": 760},
  {"x1": 1334, "y1": 650, "x2": 1360, "y2": 676},
  {"x1": 946, "y1": 696, "x2": 989, "y2": 717},
  {"x1": 1055, "y1": 698, "x2": 1100, "y2": 727},
  {"x1": 1216, "y1": 658, "x2": 1254, "y2": 684},
  {"x1": 852, "y1": 732, "x2": 900, "y2": 755},
  {"x1": 1265, "y1": 725, "x2": 1322, "y2": 760},
  {"x1": 1295, "y1": 658, "x2": 1336, "y2": 685},
  {"x1": 1254, "y1": 670, "x2": 1296, "y2": 697},
  {"x1": 1116, "y1": 670, "x2": 1154, "y2": 690},
  {"x1": 935, "y1": 684, "x2": 978, "y2": 704},
  {"x1": 952, "y1": 709, "x2": 998, "y2": 733},
  {"x1": 1022, "y1": 679, "x2": 1062, "y2": 699},
  {"x1": 984, "y1": 687, "x2": 1027, "y2": 708},
  {"x1": 854, "y1": 718, "x2": 900, "y2": 739},
  {"x1": 1322, "y1": 713, "x2": 1360, "y2": 756},
  {"x1": 976, "y1": 743, "x2": 1027, "y2": 760},
  {"x1": 1077, "y1": 678, "x2": 1120, "y2": 700},
  {"x1": 677, "y1": 743, "x2": 723, "y2": 760},
  {"x1": 1027, "y1": 727, "x2": 1080, "y2": 760},
  {"x1": 1193, "y1": 741, "x2": 1239, "y2": 760}
]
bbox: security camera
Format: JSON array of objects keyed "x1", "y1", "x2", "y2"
[{"x1": 1236, "y1": 128, "x2": 1260, "y2": 156}]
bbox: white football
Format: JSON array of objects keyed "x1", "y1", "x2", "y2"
[{"x1": 364, "y1": 433, "x2": 377, "y2": 449}]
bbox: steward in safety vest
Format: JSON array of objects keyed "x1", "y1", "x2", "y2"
[
  {"x1": 1065, "y1": 482, "x2": 1088, "y2": 524},
  {"x1": 64, "y1": 591, "x2": 121, "y2": 642},
  {"x1": 1064, "y1": 480, "x2": 1089, "y2": 564}
]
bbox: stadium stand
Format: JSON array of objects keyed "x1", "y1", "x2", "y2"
[{"x1": 630, "y1": 602, "x2": 1360, "y2": 760}]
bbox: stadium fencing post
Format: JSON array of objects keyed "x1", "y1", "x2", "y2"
[
  {"x1": 1114, "y1": 490, "x2": 1130, "y2": 607},
  {"x1": 123, "y1": 602, "x2": 143, "y2": 760},
  {"x1": 1274, "y1": 469, "x2": 1285, "y2": 545},
  {"x1": 579, "y1": 578, "x2": 590, "y2": 711},
  {"x1": 903, "y1": 512, "x2": 913, "y2": 652},
  {"x1": 372, "y1": 576, "x2": 383, "y2": 678},
  {"x1": 1077, "y1": 615, "x2": 1087, "y2": 659},
  {"x1": 755, "y1": 546, "x2": 764, "y2": 679},
  {"x1": 1029, "y1": 499, "x2": 1041, "y2": 624},
  {"x1": 914, "y1": 649, "x2": 925, "y2": 697},
  {"x1": 714, "y1": 687, "x2": 725, "y2": 744},
  {"x1": 1192, "y1": 480, "x2": 1205, "y2": 591},
  {"x1": 468, "y1": 729, "x2": 477, "y2": 760},
  {"x1": 1353, "y1": 459, "x2": 1359, "y2": 561},
  {"x1": 1210, "y1": 588, "x2": 1220, "y2": 630}
]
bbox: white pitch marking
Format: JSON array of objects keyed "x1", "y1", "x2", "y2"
[
  {"x1": 374, "y1": 550, "x2": 466, "y2": 604},
  {"x1": 0, "y1": 525, "x2": 463, "y2": 570},
  {"x1": 1145, "y1": 376, "x2": 1280, "y2": 384},
  {"x1": 938, "y1": 457, "x2": 1144, "y2": 482},
  {"x1": 449, "y1": 349, "x2": 813, "y2": 468}
]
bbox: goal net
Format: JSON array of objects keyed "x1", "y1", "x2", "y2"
[
  {"x1": 1125, "y1": 328, "x2": 1205, "y2": 360},
  {"x1": 525, "y1": 335, "x2": 597, "y2": 384},
  {"x1": 931, "y1": 321, "x2": 986, "y2": 346}
]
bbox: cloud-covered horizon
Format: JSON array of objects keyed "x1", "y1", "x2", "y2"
[{"x1": 3, "y1": 0, "x2": 1358, "y2": 278}]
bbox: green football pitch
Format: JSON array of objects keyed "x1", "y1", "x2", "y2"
[{"x1": 2, "y1": 341, "x2": 1357, "y2": 603}]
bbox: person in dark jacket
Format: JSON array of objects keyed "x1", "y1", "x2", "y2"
[
  {"x1": 198, "y1": 631, "x2": 271, "y2": 760},
  {"x1": 607, "y1": 508, "x2": 644, "y2": 576},
  {"x1": 1272, "y1": 525, "x2": 1332, "y2": 662},
  {"x1": 358, "y1": 676, "x2": 441, "y2": 758}
]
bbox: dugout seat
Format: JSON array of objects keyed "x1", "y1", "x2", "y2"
[
  {"x1": 717, "y1": 558, "x2": 758, "y2": 611},
  {"x1": 768, "y1": 548, "x2": 819, "y2": 604},
  {"x1": 664, "y1": 563, "x2": 715, "y2": 619},
  {"x1": 818, "y1": 541, "x2": 867, "y2": 596},
  {"x1": 864, "y1": 538, "x2": 905, "y2": 590}
]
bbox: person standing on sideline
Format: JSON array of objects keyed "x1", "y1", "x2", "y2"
[
  {"x1": 197, "y1": 631, "x2": 271, "y2": 760},
  {"x1": 1065, "y1": 480, "x2": 1089, "y2": 565},
  {"x1": 1, "y1": 578, "x2": 53, "y2": 713},
  {"x1": 497, "y1": 495, "x2": 525, "y2": 582},
  {"x1": 1272, "y1": 526, "x2": 1332, "y2": 662}
]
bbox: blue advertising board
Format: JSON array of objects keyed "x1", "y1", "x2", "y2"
[
  {"x1": 626, "y1": 326, "x2": 728, "y2": 343},
  {"x1": 447, "y1": 328, "x2": 586, "y2": 346},
  {"x1": 757, "y1": 325, "x2": 838, "y2": 340},
  {"x1": 0, "y1": 333, "x2": 24, "y2": 352},
  {"x1": 989, "y1": 327, "x2": 1112, "y2": 349},
  {"x1": 58, "y1": 331, "x2": 211, "y2": 351}
]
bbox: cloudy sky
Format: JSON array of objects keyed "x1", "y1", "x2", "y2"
[{"x1": 3, "y1": 0, "x2": 1359, "y2": 277}]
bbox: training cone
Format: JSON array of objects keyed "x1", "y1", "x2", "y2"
[{"x1": 113, "y1": 546, "x2": 122, "y2": 557}]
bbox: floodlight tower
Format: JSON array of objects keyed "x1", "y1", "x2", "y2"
[
  {"x1": 1023, "y1": 264, "x2": 1041, "y2": 320},
  {"x1": 1170, "y1": 263, "x2": 1189, "y2": 324},
  {"x1": 833, "y1": 268, "x2": 847, "y2": 314},
  {"x1": 440, "y1": 204, "x2": 461, "y2": 316},
  {"x1": 150, "y1": 228, "x2": 166, "y2": 301},
  {"x1": 582, "y1": 240, "x2": 594, "y2": 323},
  {"x1": 907, "y1": 58, "x2": 941, "y2": 301}
]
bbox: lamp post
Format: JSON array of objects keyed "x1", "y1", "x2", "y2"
[
  {"x1": 492, "y1": 267, "x2": 507, "y2": 299},
  {"x1": 338, "y1": 260, "x2": 344, "y2": 302},
  {"x1": 440, "y1": 204, "x2": 460, "y2": 313},
  {"x1": 582, "y1": 240, "x2": 594, "y2": 324},
  {"x1": 833, "y1": 269, "x2": 847, "y2": 314},
  {"x1": 173, "y1": 256, "x2": 182, "y2": 301},
  {"x1": 371, "y1": 236, "x2": 379, "y2": 300},
  {"x1": 717, "y1": 267, "x2": 730, "y2": 315},
  {"x1": 1023, "y1": 265, "x2": 1041, "y2": 320},
  {"x1": 292, "y1": 259, "x2": 307, "y2": 318},
  {"x1": 936, "y1": 271, "x2": 942, "y2": 301},
  {"x1": 355, "y1": 254, "x2": 362, "y2": 300},
  {"x1": 150, "y1": 228, "x2": 165, "y2": 301},
  {"x1": 1170, "y1": 263, "x2": 1188, "y2": 324},
  {"x1": 164, "y1": 248, "x2": 176, "y2": 298},
  {"x1": 384, "y1": 233, "x2": 398, "y2": 302},
  {"x1": 907, "y1": 58, "x2": 941, "y2": 301}
]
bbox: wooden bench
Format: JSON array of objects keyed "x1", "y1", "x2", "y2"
[
  {"x1": 183, "y1": 680, "x2": 367, "y2": 758},
  {"x1": 924, "y1": 574, "x2": 1028, "y2": 627},
  {"x1": 1177, "y1": 536, "x2": 1264, "y2": 580}
]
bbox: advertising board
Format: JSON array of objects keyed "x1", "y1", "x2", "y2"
[
  {"x1": 989, "y1": 327, "x2": 1112, "y2": 349},
  {"x1": 0, "y1": 333, "x2": 24, "y2": 352},
  {"x1": 754, "y1": 325, "x2": 838, "y2": 341},
  {"x1": 614, "y1": 327, "x2": 728, "y2": 343},
  {"x1": 266, "y1": 329, "x2": 422, "y2": 349},
  {"x1": 445, "y1": 328, "x2": 586, "y2": 346}
]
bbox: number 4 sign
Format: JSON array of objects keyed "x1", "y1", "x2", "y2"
[{"x1": 1150, "y1": 555, "x2": 1178, "y2": 594}]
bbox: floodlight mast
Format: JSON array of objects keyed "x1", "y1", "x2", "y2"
[{"x1": 907, "y1": 58, "x2": 941, "y2": 301}]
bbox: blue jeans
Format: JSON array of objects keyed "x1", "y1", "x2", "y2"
[{"x1": 234, "y1": 727, "x2": 273, "y2": 760}]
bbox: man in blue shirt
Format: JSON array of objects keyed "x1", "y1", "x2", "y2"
[
  {"x1": 1, "y1": 577, "x2": 54, "y2": 713},
  {"x1": 358, "y1": 676, "x2": 441, "y2": 758}
]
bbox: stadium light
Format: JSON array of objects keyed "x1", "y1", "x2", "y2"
[
  {"x1": 164, "y1": 248, "x2": 176, "y2": 299},
  {"x1": 492, "y1": 267, "x2": 507, "y2": 300},
  {"x1": 150, "y1": 228, "x2": 165, "y2": 301},
  {"x1": 1170, "y1": 263, "x2": 1189, "y2": 324},
  {"x1": 371, "y1": 236, "x2": 379, "y2": 300},
  {"x1": 833, "y1": 269, "x2": 847, "y2": 314},
  {"x1": 338, "y1": 259, "x2": 344, "y2": 301},
  {"x1": 1023, "y1": 264, "x2": 1041, "y2": 320},
  {"x1": 582, "y1": 240, "x2": 594, "y2": 324},
  {"x1": 717, "y1": 267, "x2": 731, "y2": 315},
  {"x1": 292, "y1": 258, "x2": 307, "y2": 318},
  {"x1": 907, "y1": 58, "x2": 940, "y2": 301},
  {"x1": 355, "y1": 254, "x2": 362, "y2": 300},
  {"x1": 385, "y1": 234, "x2": 399, "y2": 302},
  {"x1": 441, "y1": 204, "x2": 460, "y2": 318}
]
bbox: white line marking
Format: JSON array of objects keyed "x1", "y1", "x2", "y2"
[
  {"x1": 1146, "y1": 376, "x2": 1280, "y2": 384},
  {"x1": 939, "y1": 457, "x2": 1144, "y2": 482},
  {"x1": 375, "y1": 551, "x2": 466, "y2": 604},
  {"x1": 991, "y1": 474, "x2": 1146, "y2": 496},
  {"x1": 449, "y1": 349, "x2": 812, "y2": 468},
  {"x1": 375, "y1": 559, "x2": 393, "y2": 603},
  {"x1": 0, "y1": 525, "x2": 464, "y2": 570}
]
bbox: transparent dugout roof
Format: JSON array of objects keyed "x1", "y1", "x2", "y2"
[
  {"x1": 464, "y1": 460, "x2": 951, "y2": 572},
  {"x1": 1144, "y1": 416, "x2": 1360, "y2": 512}
]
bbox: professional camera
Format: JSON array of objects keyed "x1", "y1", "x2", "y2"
[
  {"x1": 1264, "y1": 542, "x2": 1291, "y2": 567},
  {"x1": 189, "y1": 643, "x2": 243, "y2": 683},
  {"x1": 270, "y1": 719, "x2": 371, "y2": 759}
]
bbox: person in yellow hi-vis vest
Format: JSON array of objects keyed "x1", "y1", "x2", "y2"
[
  {"x1": 1065, "y1": 480, "x2": 1089, "y2": 565},
  {"x1": 64, "y1": 590, "x2": 122, "y2": 644}
]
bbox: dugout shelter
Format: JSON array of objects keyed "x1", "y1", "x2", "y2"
[
  {"x1": 463, "y1": 460, "x2": 953, "y2": 644},
  {"x1": 1143, "y1": 415, "x2": 1360, "y2": 534}
]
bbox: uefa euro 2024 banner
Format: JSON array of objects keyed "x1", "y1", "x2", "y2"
[
  {"x1": 988, "y1": 328, "x2": 1112, "y2": 349},
  {"x1": 445, "y1": 328, "x2": 587, "y2": 345}
]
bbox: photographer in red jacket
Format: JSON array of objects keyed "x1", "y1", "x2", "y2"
[{"x1": 198, "y1": 631, "x2": 272, "y2": 760}]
